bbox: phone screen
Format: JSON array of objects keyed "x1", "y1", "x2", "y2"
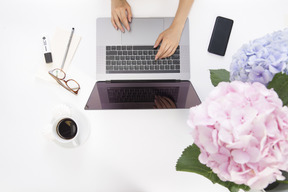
[{"x1": 208, "y1": 16, "x2": 233, "y2": 56}]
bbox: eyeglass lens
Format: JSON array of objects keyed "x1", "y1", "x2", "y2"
[
  {"x1": 51, "y1": 69, "x2": 65, "y2": 79},
  {"x1": 66, "y1": 80, "x2": 79, "y2": 91}
]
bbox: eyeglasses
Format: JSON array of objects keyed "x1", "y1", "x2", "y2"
[{"x1": 48, "y1": 68, "x2": 80, "y2": 95}]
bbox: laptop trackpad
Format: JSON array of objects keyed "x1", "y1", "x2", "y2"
[{"x1": 121, "y1": 18, "x2": 163, "y2": 45}]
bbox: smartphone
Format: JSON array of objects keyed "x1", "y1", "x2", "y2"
[{"x1": 208, "y1": 16, "x2": 234, "y2": 56}]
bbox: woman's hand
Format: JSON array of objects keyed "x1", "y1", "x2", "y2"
[
  {"x1": 154, "y1": 96, "x2": 177, "y2": 109},
  {"x1": 154, "y1": 25, "x2": 183, "y2": 60},
  {"x1": 154, "y1": 0, "x2": 194, "y2": 59},
  {"x1": 111, "y1": 0, "x2": 132, "y2": 33}
]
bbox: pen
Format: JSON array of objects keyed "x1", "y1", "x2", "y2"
[
  {"x1": 61, "y1": 28, "x2": 75, "y2": 70},
  {"x1": 42, "y1": 36, "x2": 53, "y2": 63}
]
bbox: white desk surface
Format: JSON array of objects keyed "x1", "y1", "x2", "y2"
[{"x1": 0, "y1": 0, "x2": 288, "y2": 191}]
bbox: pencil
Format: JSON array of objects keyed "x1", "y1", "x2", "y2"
[{"x1": 61, "y1": 28, "x2": 75, "y2": 70}]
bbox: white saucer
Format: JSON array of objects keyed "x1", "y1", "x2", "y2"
[{"x1": 43, "y1": 104, "x2": 91, "y2": 148}]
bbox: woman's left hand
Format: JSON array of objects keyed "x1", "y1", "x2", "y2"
[{"x1": 154, "y1": 25, "x2": 182, "y2": 60}]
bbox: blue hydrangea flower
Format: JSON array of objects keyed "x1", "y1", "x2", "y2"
[{"x1": 230, "y1": 28, "x2": 288, "y2": 85}]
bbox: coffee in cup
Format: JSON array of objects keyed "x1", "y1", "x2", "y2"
[{"x1": 56, "y1": 118, "x2": 77, "y2": 140}]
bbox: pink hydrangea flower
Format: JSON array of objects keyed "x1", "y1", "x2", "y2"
[{"x1": 188, "y1": 81, "x2": 288, "y2": 189}]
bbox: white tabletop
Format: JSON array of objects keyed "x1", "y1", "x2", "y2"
[{"x1": 0, "y1": 0, "x2": 288, "y2": 191}]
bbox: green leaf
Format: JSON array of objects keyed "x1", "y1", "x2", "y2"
[
  {"x1": 210, "y1": 69, "x2": 230, "y2": 87},
  {"x1": 278, "y1": 171, "x2": 288, "y2": 184},
  {"x1": 267, "y1": 73, "x2": 288, "y2": 106},
  {"x1": 176, "y1": 144, "x2": 250, "y2": 192},
  {"x1": 277, "y1": 180, "x2": 288, "y2": 184}
]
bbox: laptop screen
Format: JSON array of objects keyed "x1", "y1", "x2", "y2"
[{"x1": 85, "y1": 80, "x2": 201, "y2": 110}]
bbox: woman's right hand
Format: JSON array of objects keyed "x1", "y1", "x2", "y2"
[
  {"x1": 111, "y1": 0, "x2": 132, "y2": 33},
  {"x1": 154, "y1": 96, "x2": 177, "y2": 109}
]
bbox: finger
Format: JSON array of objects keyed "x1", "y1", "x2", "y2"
[
  {"x1": 158, "y1": 96, "x2": 170, "y2": 108},
  {"x1": 154, "y1": 96, "x2": 165, "y2": 109},
  {"x1": 167, "y1": 46, "x2": 177, "y2": 57},
  {"x1": 126, "y1": 6, "x2": 132, "y2": 22},
  {"x1": 155, "y1": 43, "x2": 169, "y2": 60},
  {"x1": 160, "y1": 45, "x2": 174, "y2": 59},
  {"x1": 155, "y1": 43, "x2": 166, "y2": 60},
  {"x1": 113, "y1": 13, "x2": 125, "y2": 32},
  {"x1": 168, "y1": 45, "x2": 179, "y2": 57},
  {"x1": 154, "y1": 33, "x2": 163, "y2": 49},
  {"x1": 162, "y1": 96, "x2": 176, "y2": 108},
  {"x1": 154, "y1": 97, "x2": 161, "y2": 108},
  {"x1": 119, "y1": 11, "x2": 130, "y2": 31},
  {"x1": 162, "y1": 43, "x2": 179, "y2": 59},
  {"x1": 111, "y1": 18, "x2": 118, "y2": 30}
]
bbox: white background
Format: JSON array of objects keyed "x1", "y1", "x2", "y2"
[{"x1": 0, "y1": 0, "x2": 287, "y2": 191}]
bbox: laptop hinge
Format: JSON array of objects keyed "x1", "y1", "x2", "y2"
[{"x1": 109, "y1": 79, "x2": 181, "y2": 83}]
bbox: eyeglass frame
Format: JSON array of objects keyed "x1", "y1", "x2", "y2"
[{"x1": 48, "y1": 68, "x2": 80, "y2": 95}]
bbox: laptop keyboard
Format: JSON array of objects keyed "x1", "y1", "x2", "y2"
[
  {"x1": 106, "y1": 46, "x2": 180, "y2": 73},
  {"x1": 107, "y1": 87, "x2": 179, "y2": 103}
]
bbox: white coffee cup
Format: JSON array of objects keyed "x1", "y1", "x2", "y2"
[
  {"x1": 51, "y1": 116, "x2": 80, "y2": 146},
  {"x1": 44, "y1": 104, "x2": 80, "y2": 147},
  {"x1": 43, "y1": 104, "x2": 90, "y2": 148}
]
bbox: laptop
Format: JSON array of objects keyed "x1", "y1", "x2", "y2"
[{"x1": 85, "y1": 17, "x2": 201, "y2": 110}]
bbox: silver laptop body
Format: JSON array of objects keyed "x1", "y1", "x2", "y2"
[{"x1": 96, "y1": 17, "x2": 190, "y2": 81}]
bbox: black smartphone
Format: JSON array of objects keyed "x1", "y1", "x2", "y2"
[{"x1": 208, "y1": 16, "x2": 234, "y2": 56}]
